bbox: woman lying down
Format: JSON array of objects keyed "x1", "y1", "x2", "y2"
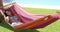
[{"x1": 4, "y1": 10, "x2": 23, "y2": 27}]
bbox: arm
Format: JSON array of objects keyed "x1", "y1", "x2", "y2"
[{"x1": 5, "y1": 16, "x2": 10, "y2": 23}]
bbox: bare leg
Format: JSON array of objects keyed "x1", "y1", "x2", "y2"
[{"x1": 49, "y1": 11, "x2": 60, "y2": 19}]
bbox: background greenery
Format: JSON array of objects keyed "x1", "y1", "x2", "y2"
[{"x1": 0, "y1": 8, "x2": 60, "y2": 32}]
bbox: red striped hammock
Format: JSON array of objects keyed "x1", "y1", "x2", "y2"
[{"x1": 0, "y1": 3, "x2": 60, "y2": 30}]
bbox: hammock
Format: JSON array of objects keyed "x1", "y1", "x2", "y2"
[{"x1": 0, "y1": 3, "x2": 59, "y2": 30}]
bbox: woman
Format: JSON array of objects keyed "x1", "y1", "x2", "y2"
[{"x1": 4, "y1": 10, "x2": 23, "y2": 27}]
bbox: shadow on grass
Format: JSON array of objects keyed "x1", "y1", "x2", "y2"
[{"x1": 0, "y1": 20, "x2": 39, "y2": 32}]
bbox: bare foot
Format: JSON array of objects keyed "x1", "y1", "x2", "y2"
[{"x1": 56, "y1": 11, "x2": 60, "y2": 14}]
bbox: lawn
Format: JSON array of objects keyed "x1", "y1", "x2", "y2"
[{"x1": 0, "y1": 8, "x2": 60, "y2": 32}]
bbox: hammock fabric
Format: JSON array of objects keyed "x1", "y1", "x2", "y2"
[{"x1": 0, "y1": 3, "x2": 59, "y2": 30}]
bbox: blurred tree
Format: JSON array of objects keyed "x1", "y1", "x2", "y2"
[{"x1": 0, "y1": 0, "x2": 3, "y2": 8}]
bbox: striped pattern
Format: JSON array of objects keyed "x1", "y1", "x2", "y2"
[{"x1": 0, "y1": 3, "x2": 59, "y2": 30}]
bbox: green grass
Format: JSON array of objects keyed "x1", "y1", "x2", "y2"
[
  {"x1": 24, "y1": 8, "x2": 58, "y2": 14},
  {"x1": 0, "y1": 8, "x2": 60, "y2": 32}
]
